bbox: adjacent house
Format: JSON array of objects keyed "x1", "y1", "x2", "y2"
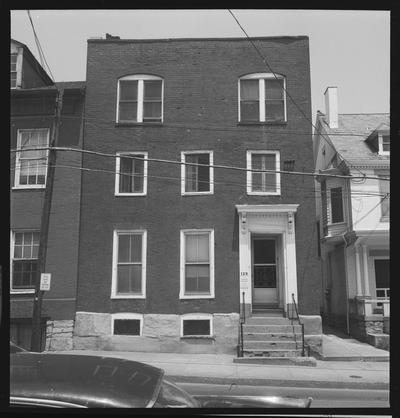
[
  {"x1": 314, "y1": 87, "x2": 390, "y2": 343},
  {"x1": 73, "y1": 36, "x2": 322, "y2": 355},
  {"x1": 10, "y1": 39, "x2": 85, "y2": 350}
]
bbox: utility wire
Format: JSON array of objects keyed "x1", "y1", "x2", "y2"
[
  {"x1": 9, "y1": 146, "x2": 390, "y2": 181},
  {"x1": 227, "y1": 9, "x2": 368, "y2": 179}
]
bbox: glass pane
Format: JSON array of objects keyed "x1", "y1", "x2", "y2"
[
  {"x1": 254, "y1": 266, "x2": 276, "y2": 288},
  {"x1": 113, "y1": 319, "x2": 140, "y2": 335},
  {"x1": 265, "y1": 101, "x2": 285, "y2": 121},
  {"x1": 240, "y1": 80, "x2": 259, "y2": 100},
  {"x1": 253, "y1": 239, "x2": 275, "y2": 264},
  {"x1": 133, "y1": 157, "x2": 144, "y2": 193},
  {"x1": 118, "y1": 235, "x2": 131, "y2": 263},
  {"x1": 251, "y1": 154, "x2": 277, "y2": 192},
  {"x1": 185, "y1": 234, "x2": 209, "y2": 262},
  {"x1": 144, "y1": 80, "x2": 162, "y2": 100},
  {"x1": 185, "y1": 265, "x2": 210, "y2": 293},
  {"x1": 14, "y1": 245, "x2": 23, "y2": 258},
  {"x1": 119, "y1": 157, "x2": 133, "y2": 193},
  {"x1": 119, "y1": 102, "x2": 137, "y2": 121},
  {"x1": 240, "y1": 102, "x2": 259, "y2": 121},
  {"x1": 197, "y1": 154, "x2": 210, "y2": 192},
  {"x1": 14, "y1": 233, "x2": 23, "y2": 245},
  {"x1": 265, "y1": 79, "x2": 284, "y2": 99},
  {"x1": 130, "y1": 234, "x2": 142, "y2": 262},
  {"x1": 120, "y1": 80, "x2": 138, "y2": 100},
  {"x1": 374, "y1": 259, "x2": 389, "y2": 289},
  {"x1": 183, "y1": 320, "x2": 210, "y2": 336},
  {"x1": 117, "y1": 265, "x2": 142, "y2": 293},
  {"x1": 143, "y1": 102, "x2": 161, "y2": 120},
  {"x1": 330, "y1": 188, "x2": 344, "y2": 223}
]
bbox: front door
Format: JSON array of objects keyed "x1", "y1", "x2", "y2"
[{"x1": 252, "y1": 237, "x2": 278, "y2": 304}]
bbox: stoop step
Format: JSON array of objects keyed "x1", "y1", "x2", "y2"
[
  {"x1": 242, "y1": 349, "x2": 303, "y2": 357},
  {"x1": 244, "y1": 332, "x2": 302, "y2": 341},
  {"x1": 244, "y1": 340, "x2": 298, "y2": 350},
  {"x1": 244, "y1": 324, "x2": 302, "y2": 333},
  {"x1": 247, "y1": 316, "x2": 294, "y2": 325}
]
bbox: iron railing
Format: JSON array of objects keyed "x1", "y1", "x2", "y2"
[
  {"x1": 237, "y1": 291, "x2": 246, "y2": 357},
  {"x1": 291, "y1": 293, "x2": 307, "y2": 357}
]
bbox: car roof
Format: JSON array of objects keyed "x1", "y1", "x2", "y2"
[{"x1": 10, "y1": 353, "x2": 164, "y2": 408}]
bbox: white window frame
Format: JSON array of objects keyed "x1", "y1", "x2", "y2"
[
  {"x1": 111, "y1": 230, "x2": 147, "y2": 299},
  {"x1": 10, "y1": 230, "x2": 39, "y2": 294},
  {"x1": 180, "y1": 313, "x2": 213, "y2": 337},
  {"x1": 181, "y1": 151, "x2": 214, "y2": 196},
  {"x1": 246, "y1": 150, "x2": 281, "y2": 196},
  {"x1": 111, "y1": 313, "x2": 143, "y2": 336},
  {"x1": 10, "y1": 53, "x2": 18, "y2": 89},
  {"x1": 115, "y1": 152, "x2": 148, "y2": 196},
  {"x1": 372, "y1": 256, "x2": 390, "y2": 299},
  {"x1": 238, "y1": 73, "x2": 287, "y2": 123},
  {"x1": 13, "y1": 128, "x2": 50, "y2": 189},
  {"x1": 180, "y1": 229, "x2": 215, "y2": 299},
  {"x1": 116, "y1": 74, "x2": 164, "y2": 123},
  {"x1": 378, "y1": 133, "x2": 390, "y2": 156}
]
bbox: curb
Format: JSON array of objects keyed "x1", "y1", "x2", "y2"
[{"x1": 167, "y1": 375, "x2": 389, "y2": 390}]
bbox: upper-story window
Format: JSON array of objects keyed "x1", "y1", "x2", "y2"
[
  {"x1": 330, "y1": 187, "x2": 344, "y2": 224},
  {"x1": 14, "y1": 129, "x2": 49, "y2": 189},
  {"x1": 115, "y1": 152, "x2": 148, "y2": 196},
  {"x1": 246, "y1": 150, "x2": 281, "y2": 195},
  {"x1": 181, "y1": 151, "x2": 214, "y2": 195},
  {"x1": 379, "y1": 134, "x2": 390, "y2": 155},
  {"x1": 11, "y1": 53, "x2": 17, "y2": 88},
  {"x1": 239, "y1": 73, "x2": 286, "y2": 123},
  {"x1": 116, "y1": 75, "x2": 163, "y2": 123}
]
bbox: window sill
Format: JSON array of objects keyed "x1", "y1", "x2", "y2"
[
  {"x1": 179, "y1": 295, "x2": 215, "y2": 300},
  {"x1": 115, "y1": 193, "x2": 147, "y2": 197},
  {"x1": 327, "y1": 221, "x2": 346, "y2": 226},
  {"x1": 12, "y1": 185, "x2": 46, "y2": 190},
  {"x1": 11, "y1": 289, "x2": 35, "y2": 295},
  {"x1": 238, "y1": 121, "x2": 287, "y2": 126},
  {"x1": 115, "y1": 122, "x2": 163, "y2": 127},
  {"x1": 182, "y1": 192, "x2": 213, "y2": 196},
  {"x1": 111, "y1": 295, "x2": 146, "y2": 299},
  {"x1": 181, "y1": 335, "x2": 215, "y2": 340},
  {"x1": 247, "y1": 191, "x2": 281, "y2": 196}
]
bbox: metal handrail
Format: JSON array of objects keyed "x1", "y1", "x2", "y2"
[
  {"x1": 291, "y1": 293, "x2": 306, "y2": 357},
  {"x1": 237, "y1": 292, "x2": 246, "y2": 357}
]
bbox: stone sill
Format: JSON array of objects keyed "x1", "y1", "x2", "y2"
[
  {"x1": 180, "y1": 336, "x2": 215, "y2": 340},
  {"x1": 237, "y1": 121, "x2": 287, "y2": 126},
  {"x1": 115, "y1": 122, "x2": 162, "y2": 127}
]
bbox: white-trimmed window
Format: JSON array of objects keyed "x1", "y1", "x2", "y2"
[
  {"x1": 329, "y1": 187, "x2": 344, "y2": 224},
  {"x1": 246, "y1": 150, "x2": 281, "y2": 195},
  {"x1": 14, "y1": 129, "x2": 49, "y2": 188},
  {"x1": 111, "y1": 230, "x2": 147, "y2": 299},
  {"x1": 11, "y1": 53, "x2": 17, "y2": 88},
  {"x1": 11, "y1": 231, "x2": 40, "y2": 293},
  {"x1": 378, "y1": 134, "x2": 390, "y2": 155},
  {"x1": 181, "y1": 314, "x2": 213, "y2": 337},
  {"x1": 239, "y1": 73, "x2": 286, "y2": 123},
  {"x1": 116, "y1": 75, "x2": 163, "y2": 123},
  {"x1": 180, "y1": 230, "x2": 214, "y2": 299},
  {"x1": 115, "y1": 152, "x2": 148, "y2": 196},
  {"x1": 181, "y1": 151, "x2": 214, "y2": 195},
  {"x1": 111, "y1": 313, "x2": 143, "y2": 336}
]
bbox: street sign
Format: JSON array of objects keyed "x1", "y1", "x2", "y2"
[{"x1": 40, "y1": 273, "x2": 51, "y2": 291}]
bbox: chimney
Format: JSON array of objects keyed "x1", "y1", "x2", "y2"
[{"x1": 324, "y1": 87, "x2": 338, "y2": 129}]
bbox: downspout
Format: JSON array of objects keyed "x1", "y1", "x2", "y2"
[{"x1": 341, "y1": 234, "x2": 350, "y2": 335}]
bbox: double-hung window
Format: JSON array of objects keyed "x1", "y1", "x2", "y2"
[
  {"x1": 11, "y1": 53, "x2": 17, "y2": 88},
  {"x1": 246, "y1": 150, "x2": 281, "y2": 195},
  {"x1": 14, "y1": 129, "x2": 49, "y2": 188},
  {"x1": 181, "y1": 151, "x2": 213, "y2": 195},
  {"x1": 111, "y1": 230, "x2": 146, "y2": 299},
  {"x1": 117, "y1": 75, "x2": 163, "y2": 123},
  {"x1": 239, "y1": 73, "x2": 286, "y2": 123},
  {"x1": 115, "y1": 152, "x2": 148, "y2": 196},
  {"x1": 11, "y1": 231, "x2": 40, "y2": 293},
  {"x1": 180, "y1": 230, "x2": 214, "y2": 299}
]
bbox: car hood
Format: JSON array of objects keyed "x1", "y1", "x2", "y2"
[{"x1": 10, "y1": 353, "x2": 164, "y2": 408}]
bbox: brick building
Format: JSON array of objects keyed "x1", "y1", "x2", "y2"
[
  {"x1": 72, "y1": 35, "x2": 322, "y2": 354},
  {"x1": 10, "y1": 39, "x2": 85, "y2": 350}
]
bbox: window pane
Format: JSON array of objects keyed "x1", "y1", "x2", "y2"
[
  {"x1": 265, "y1": 79, "x2": 284, "y2": 99},
  {"x1": 113, "y1": 319, "x2": 140, "y2": 335},
  {"x1": 374, "y1": 259, "x2": 389, "y2": 289},
  {"x1": 12, "y1": 260, "x2": 37, "y2": 288},
  {"x1": 253, "y1": 239, "x2": 275, "y2": 264},
  {"x1": 382, "y1": 136, "x2": 390, "y2": 152},
  {"x1": 240, "y1": 102, "x2": 259, "y2": 121},
  {"x1": 330, "y1": 187, "x2": 344, "y2": 223},
  {"x1": 251, "y1": 154, "x2": 277, "y2": 192},
  {"x1": 119, "y1": 156, "x2": 144, "y2": 193},
  {"x1": 265, "y1": 101, "x2": 285, "y2": 121},
  {"x1": 143, "y1": 102, "x2": 161, "y2": 120},
  {"x1": 130, "y1": 234, "x2": 142, "y2": 262},
  {"x1": 118, "y1": 234, "x2": 142, "y2": 263},
  {"x1": 183, "y1": 319, "x2": 210, "y2": 336},
  {"x1": 185, "y1": 234, "x2": 209, "y2": 263},
  {"x1": 144, "y1": 80, "x2": 162, "y2": 100},
  {"x1": 119, "y1": 102, "x2": 137, "y2": 121},
  {"x1": 185, "y1": 265, "x2": 210, "y2": 293},
  {"x1": 240, "y1": 80, "x2": 259, "y2": 100},
  {"x1": 133, "y1": 157, "x2": 144, "y2": 193},
  {"x1": 119, "y1": 157, "x2": 133, "y2": 193},
  {"x1": 117, "y1": 265, "x2": 142, "y2": 293},
  {"x1": 120, "y1": 80, "x2": 138, "y2": 100},
  {"x1": 118, "y1": 235, "x2": 131, "y2": 263},
  {"x1": 185, "y1": 154, "x2": 210, "y2": 192}
]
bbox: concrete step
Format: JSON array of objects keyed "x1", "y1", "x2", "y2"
[
  {"x1": 244, "y1": 324, "x2": 302, "y2": 333},
  {"x1": 242, "y1": 349, "x2": 303, "y2": 358},
  {"x1": 244, "y1": 341, "x2": 298, "y2": 350},
  {"x1": 247, "y1": 316, "x2": 293, "y2": 325},
  {"x1": 234, "y1": 356, "x2": 317, "y2": 367},
  {"x1": 243, "y1": 332, "x2": 302, "y2": 341}
]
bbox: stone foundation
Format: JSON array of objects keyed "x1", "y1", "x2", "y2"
[
  {"x1": 349, "y1": 315, "x2": 384, "y2": 342},
  {"x1": 73, "y1": 312, "x2": 239, "y2": 354},
  {"x1": 299, "y1": 315, "x2": 323, "y2": 356},
  {"x1": 45, "y1": 320, "x2": 74, "y2": 351},
  {"x1": 367, "y1": 333, "x2": 389, "y2": 351}
]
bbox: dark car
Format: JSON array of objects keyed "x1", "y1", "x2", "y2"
[{"x1": 10, "y1": 350, "x2": 312, "y2": 408}]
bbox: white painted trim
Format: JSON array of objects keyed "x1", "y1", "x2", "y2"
[
  {"x1": 14, "y1": 128, "x2": 50, "y2": 189},
  {"x1": 111, "y1": 312, "x2": 143, "y2": 336},
  {"x1": 236, "y1": 204, "x2": 299, "y2": 213},
  {"x1": 371, "y1": 255, "x2": 390, "y2": 299},
  {"x1": 180, "y1": 313, "x2": 213, "y2": 337},
  {"x1": 179, "y1": 229, "x2": 215, "y2": 299},
  {"x1": 111, "y1": 229, "x2": 147, "y2": 299},
  {"x1": 116, "y1": 75, "x2": 164, "y2": 123},
  {"x1": 115, "y1": 152, "x2": 148, "y2": 196},
  {"x1": 246, "y1": 150, "x2": 281, "y2": 196},
  {"x1": 181, "y1": 150, "x2": 214, "y2": 195},
  {"x1": 378, "y1": 133, "x2": 390, "y2": 156}
]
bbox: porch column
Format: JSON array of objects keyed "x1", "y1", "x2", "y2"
[
  {"x1": 355, "y1": 245, "x2": 363, "y2": 296},
  {"x1": 362, "y1": 245, "x2": 370, "y2": 296}
]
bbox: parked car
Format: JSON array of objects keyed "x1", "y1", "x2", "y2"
[{"x1": 10, "y1": 349, "x2": 312, "y2": 408}]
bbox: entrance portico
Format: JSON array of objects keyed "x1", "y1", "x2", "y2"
[{"x1": 236, "y1": 204, "x2": 299, "y2": 317}]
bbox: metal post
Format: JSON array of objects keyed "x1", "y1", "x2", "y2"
[{"x1": 242, "y1": 291, "x2": 246, "y2": 323}]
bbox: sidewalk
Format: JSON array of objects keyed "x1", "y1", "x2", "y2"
[{"x1": 50, "y1": 349, "x2": 389, "y2": 390}]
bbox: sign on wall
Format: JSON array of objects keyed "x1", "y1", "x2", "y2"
[{"x1": 40, "y1": 273, "x2": 51, "y2": 291}]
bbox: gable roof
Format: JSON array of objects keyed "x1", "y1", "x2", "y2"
[{"x1": 316, "y1": 113, "x2": 390, "y2": 168}]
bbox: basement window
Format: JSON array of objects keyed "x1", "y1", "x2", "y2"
[
  {"x1": 181, "y1": 314, "x2": 212, "y2": 337},
  {"x1": 112, "y1": 314, "x2": 143, "y2": 336}
]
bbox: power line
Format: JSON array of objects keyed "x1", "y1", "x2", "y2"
[
  {"x1": 227, "y1": 9, "x2": 368, "y2": 179},
  {"x1": 9, "y1": 146, "x2": 390, "y2": 181}
]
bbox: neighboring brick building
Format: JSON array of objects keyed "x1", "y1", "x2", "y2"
[
  {"x1": 314, "y1": 87, "x2": 390, "y2": 346},
  {"x1": 10, "y1": 39, "x2": 85, "y2": 350}
]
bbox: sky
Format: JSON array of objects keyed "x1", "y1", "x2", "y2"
[{"x1": 10, "y1": 9, "x2": 390, "y2": 119}]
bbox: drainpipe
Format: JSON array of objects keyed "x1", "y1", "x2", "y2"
[{"x1": 341, "y1": 234, "x2": 350, "y2": 335}]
